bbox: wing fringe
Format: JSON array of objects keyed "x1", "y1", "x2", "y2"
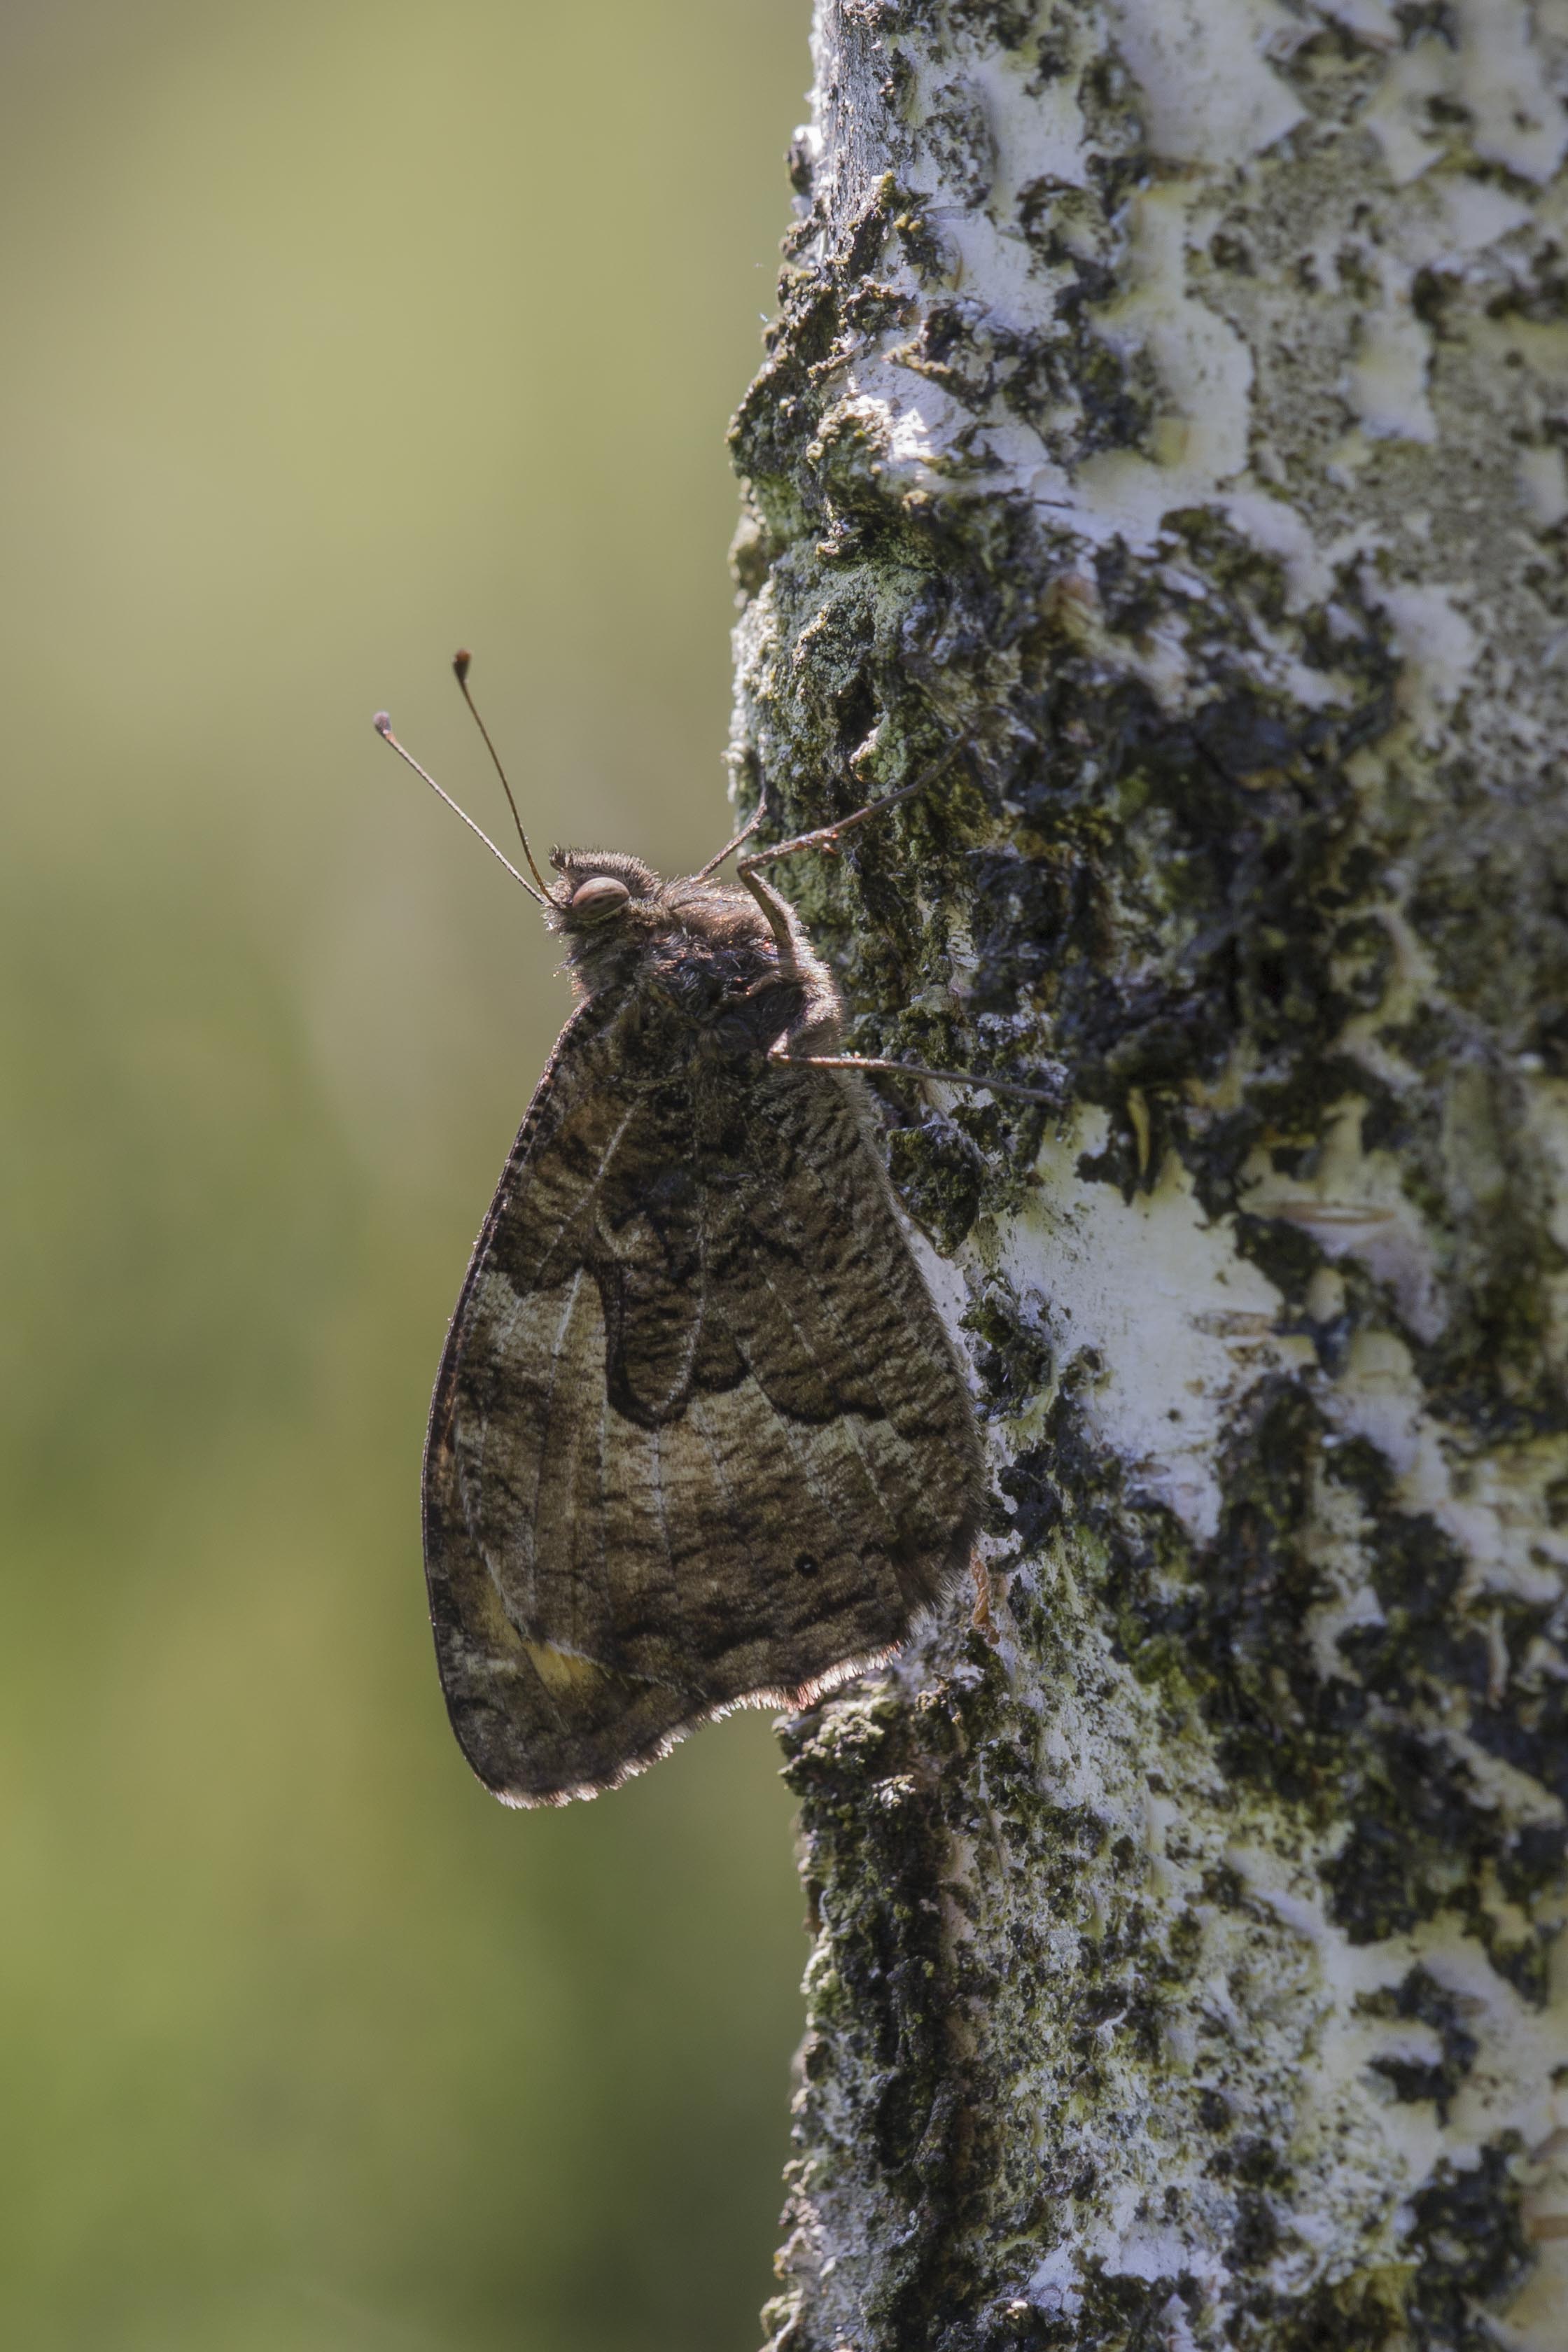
[{"x1": 487, "y1": 1636, "x2": 911, "y2": 1809}]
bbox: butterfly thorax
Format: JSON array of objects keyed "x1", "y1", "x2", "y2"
[{"x1": 545, "y1": 850, "x2": 842, "y2": 1059}]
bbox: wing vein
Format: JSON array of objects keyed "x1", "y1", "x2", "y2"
[{"x1": 514, "y1": 1266, "x2": 588, "y2": 1624}]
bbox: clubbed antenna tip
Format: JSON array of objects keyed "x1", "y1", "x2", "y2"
[
  {"x1": 369, "y1": 697, "x2": 545, "y2": 905},
  {"x1": 449, "y1": 648, "x2": 551, "y2": 897}
]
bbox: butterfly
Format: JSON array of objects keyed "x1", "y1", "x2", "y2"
[{"x1": 374, "y1": 659, "x2": 1046, "y2": 1805}]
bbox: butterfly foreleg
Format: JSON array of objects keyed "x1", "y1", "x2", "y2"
[
  {"x1": 727, "y1": 736, "x2": 1057, "y2": 1103},
  {"x1": 737, "y1": 860, "x2": 802, "y2": 973},
  {"x1": 691, "y1": 788, "x2": 770, "y2": 883},
  {"x1": 736, "y1": 734, "x2": 969, "y2": 881},
  {"x1": 736, "y1": 737, "x2": 971, "y2": 1003},
  {"x1": 769, "y1": 1049, "x2": 1059, "y2": 1107}
]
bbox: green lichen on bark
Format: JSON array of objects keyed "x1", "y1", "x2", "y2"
[{"x1": 730, "y1": 3, "x2": 1568, "y2": 2346}]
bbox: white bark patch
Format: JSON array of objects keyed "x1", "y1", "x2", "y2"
[
  {"x1": 990, "y1": 1115, "x2": 1299, "y2": 1541},
  {"x1": 1102, "y1": 0, "x2": 1306, "y2": 164},
  {"x1": 1345, "y1": 300, "x2": 1437, "y2": 444},
  {"x1": 1455, "y1": 0, "x2": 1568, "y2": 184},
  {"x1": 1312, "y1": 0, "x2": 1399, "y2": 43},
  {"x1": 1368, "y1": 578, "x2": 1480, "y2": 746},
  {"x1": 1359, "y1": 1, "x2": 1568, "y2": 187},
  {"x1": 1072, "y1": 186, "x2": 1257, "y2": 546}
]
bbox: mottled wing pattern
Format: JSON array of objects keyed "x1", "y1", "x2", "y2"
[{"x1": 423, "y1": 988, "x2": 981, "y2": 1805}]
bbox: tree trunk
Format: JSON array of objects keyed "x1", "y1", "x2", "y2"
[{"x1": 726, "y1": 4, "x2": 1568, "y2": 2346}]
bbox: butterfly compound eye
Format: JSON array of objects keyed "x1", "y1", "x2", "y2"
[{"x1": 569, "y1": 874, "x2": 631, "y2": 923}]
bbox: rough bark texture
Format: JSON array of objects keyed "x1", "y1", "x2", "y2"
[{"x1": 724, "y1": 4, "x2": 1568, "y2": 2346}]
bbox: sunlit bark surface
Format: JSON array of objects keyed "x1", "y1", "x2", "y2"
[{"x1": 726, "y1": 3, "x2": 1568, "y2": 2345}]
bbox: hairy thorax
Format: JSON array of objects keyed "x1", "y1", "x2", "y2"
[{"x1": 548, "y1": 852, "x2": 844, "y2": 1062}]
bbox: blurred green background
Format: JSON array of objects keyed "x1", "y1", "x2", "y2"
[{"x1": 0, "y1": 4, "x2": 813, "y2": 2346}]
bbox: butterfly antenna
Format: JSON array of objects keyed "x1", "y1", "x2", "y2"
[
  {"x1": 372, "y1": 713, "x2": 546, "y2": 904},
  {"x1": 451, "y1": 650, "x2": 552, "y2": 899}
]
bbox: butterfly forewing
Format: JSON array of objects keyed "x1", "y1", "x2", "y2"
[{"x1": 422, "y1": 983, "x2": 981, "y2": 1806}]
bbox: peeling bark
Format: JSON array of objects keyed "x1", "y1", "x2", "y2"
[{"x1": 725, "y1": 4, "x2": 1568, "y2": 2346}]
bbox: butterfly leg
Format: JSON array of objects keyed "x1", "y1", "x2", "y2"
[
  {"x1": 692, "y1": 789, "x2": 770, "y2": 883},
  {"x1": 732, "y1": 737, "x2": 1057, "y2": 1103},
  {"x1": 736, "y1": 738, "x2": 971, "y2": 993},
  {"x1": 738, "y1": 736, "x2": 969, "y2": 878},
  {"x1": 769, "y1": 1049, "x2": 1059, "y2": 1107},
  {"x1": 738, "y1": 862, "x2": 807, "y2": 983}
]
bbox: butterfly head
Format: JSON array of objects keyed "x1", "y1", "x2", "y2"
[
  {"x1": 546, "y1": 846, "x2": 785, "y2": 1003},
  {"x1": 550, "y1": 848, "x2": 655, "y2": 918},
  {"x1": 547, "y1": 849, "x2": 667, "y2": 988}
]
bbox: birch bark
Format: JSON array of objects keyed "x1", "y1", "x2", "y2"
[{"x1": 726, "y1": 4, "x2": 1568, "y2": 2346}]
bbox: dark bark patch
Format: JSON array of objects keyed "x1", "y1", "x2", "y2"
[
  {"x1": 1407, "y1": 2139, "x2": 1533, "y2": 2351},
  {"x1": 1358, "y1": 1965, "x2": 1479, "y2": 2123}
]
